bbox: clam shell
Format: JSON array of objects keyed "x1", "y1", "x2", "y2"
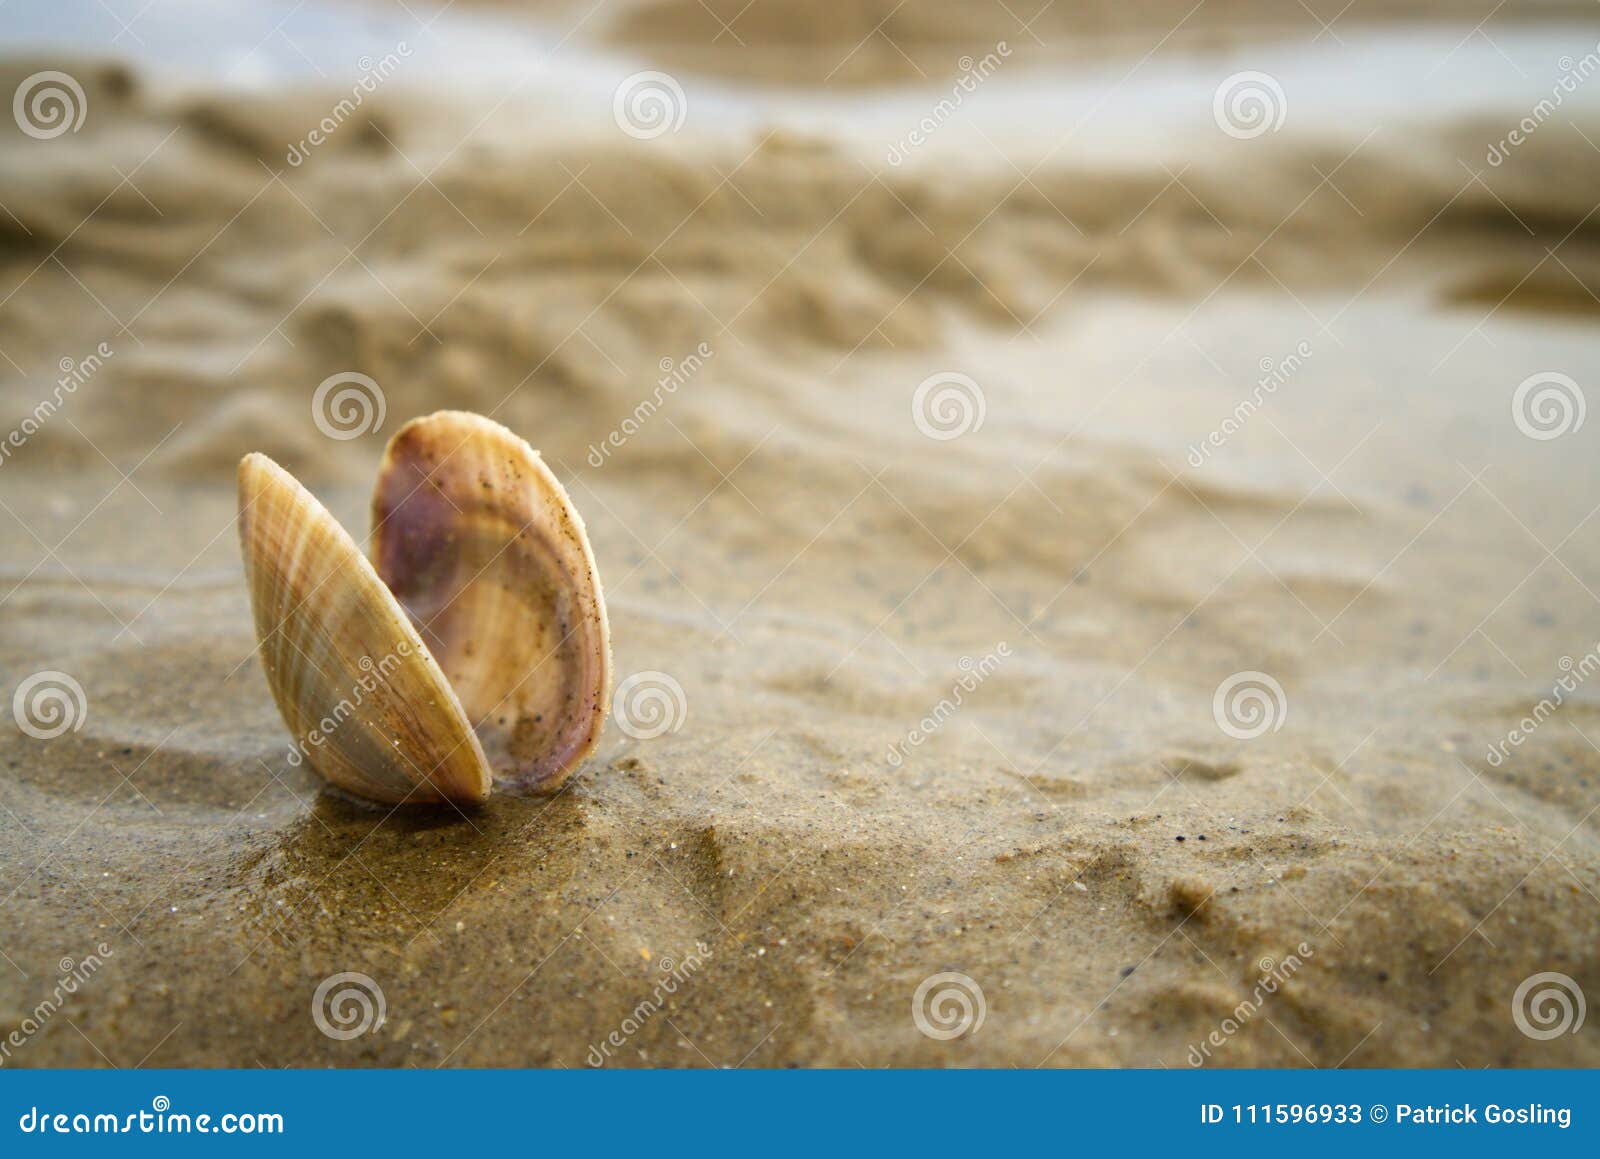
[
  {"x1": 237, "y1": 453, "x2": 493, "y2": 806},
  {"x1": 370, "y1": 411, "x2": 612, "y2": 791}
]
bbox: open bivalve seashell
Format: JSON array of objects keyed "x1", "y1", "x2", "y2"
[{"x1": 238, "y1": 411, "x2": 611, "y2": 807}]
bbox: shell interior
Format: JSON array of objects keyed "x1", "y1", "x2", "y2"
[{"x1": 370, "y1": 411, "x2": 612, "y2": 792}]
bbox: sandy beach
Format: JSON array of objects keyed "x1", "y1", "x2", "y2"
[{"x1": 0, "y1": 0, "x2": 1597, "y2": 1067}]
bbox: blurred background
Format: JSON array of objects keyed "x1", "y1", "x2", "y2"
[{"x1": 0, "y1": 0, "x2": 1597, "y2": 1068}]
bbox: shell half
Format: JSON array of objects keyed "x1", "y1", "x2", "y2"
[
  {"x1": 238, "y1": 453, "x2": 493, "y2": 806},
  {"x1": 370, "y1": 411, "x2": 612, "y2": 792}
]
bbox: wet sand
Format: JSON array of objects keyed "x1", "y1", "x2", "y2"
[{"x1": 0, "y1": 1, "x2": 1597, "y2": 1067}]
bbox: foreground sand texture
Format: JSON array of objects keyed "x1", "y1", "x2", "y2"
[{"x1": 0, "y1": 1, "x2": 1598, "y2": 1066}]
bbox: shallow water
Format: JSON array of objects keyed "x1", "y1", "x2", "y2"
[{"x1": 7, "y1": 0, "x2": 1599, "y2": 158}]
